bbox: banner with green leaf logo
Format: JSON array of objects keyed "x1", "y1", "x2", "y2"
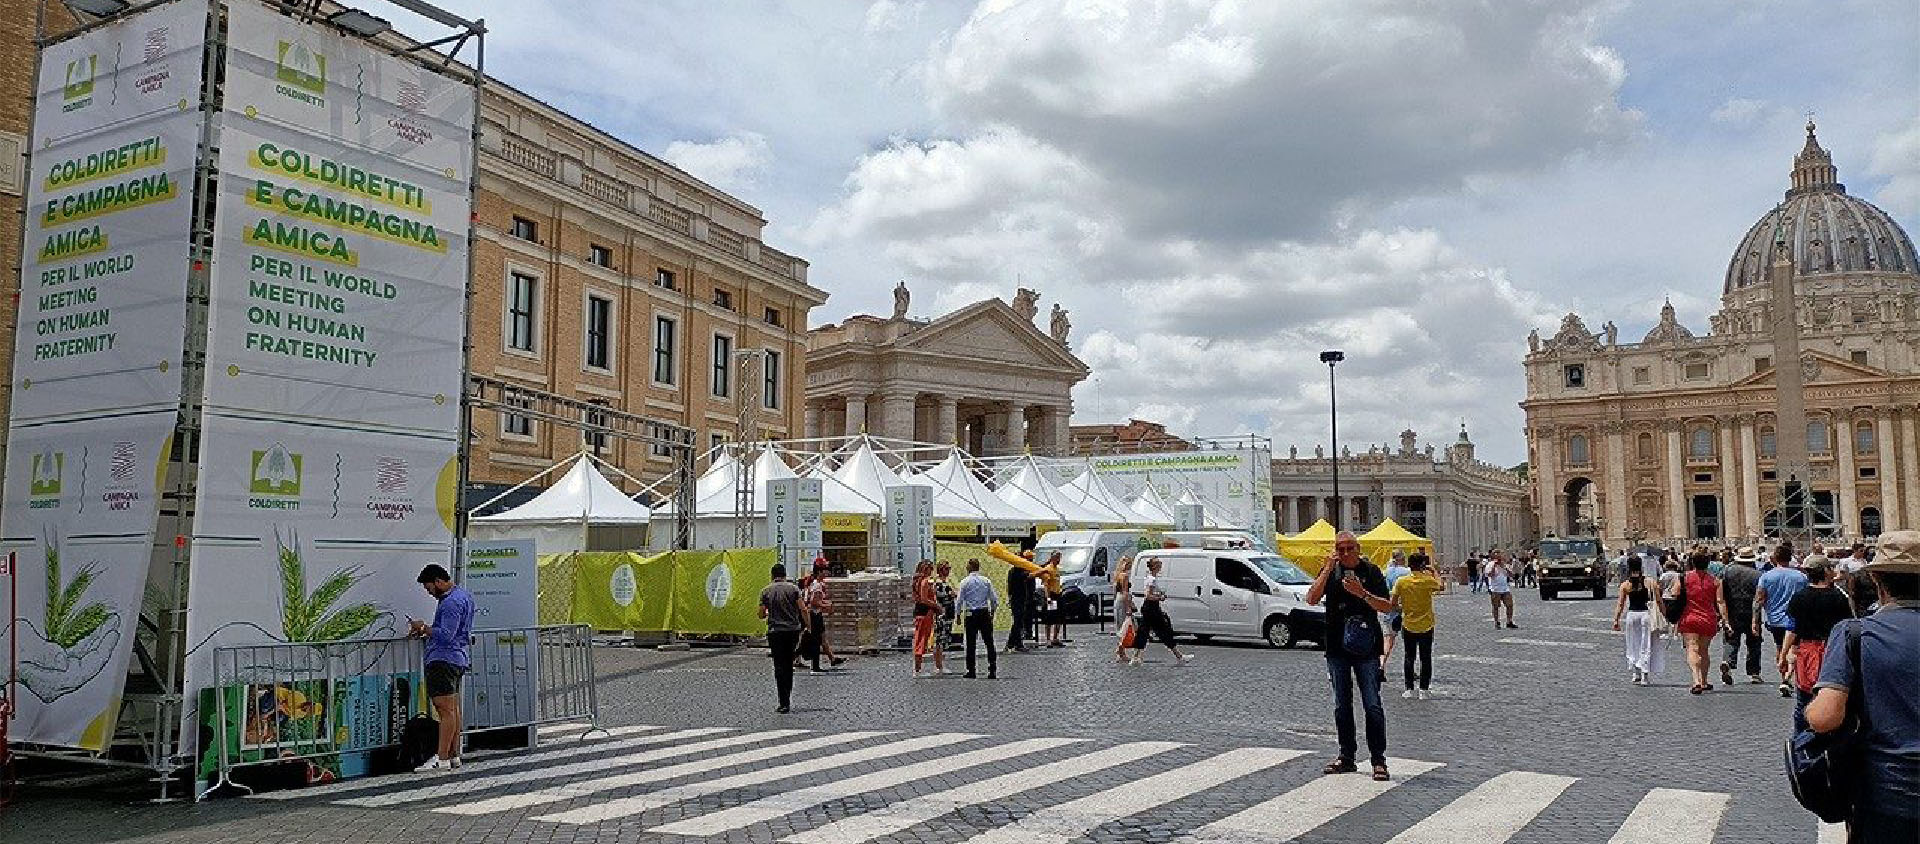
[{"x1": 568, "y1": 551, "x2": 674, "y2": 632}]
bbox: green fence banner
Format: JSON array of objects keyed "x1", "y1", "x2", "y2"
[
  {"x1": 571, "y1": 551, "x2": 675, "y2": 631},
  {"x1": 537, "y1": 552, "x2": 578, "y2": 625},
  {"x1": 668, "y1": 548, "x2": 776, "y2": 636},
  {"x1": 935, "y1": 541, "x2": 1012, "y2": 631}
]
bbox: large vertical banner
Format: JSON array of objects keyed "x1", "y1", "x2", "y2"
[
  {"x1": 766, "y1": 477, "x2": 822, "y2": 570},
  {"x1": 0, "y1": 0, "x2": 207, "y2": 750},
  {"x1": 181, "y1": 0, "x2": 475, "y2": 762},
  {"x1": 884, "y1": 485, "x2": 934, "y2": 573}
]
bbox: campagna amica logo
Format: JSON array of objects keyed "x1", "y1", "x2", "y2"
[
  {"x1": 62, "y1": 54, "x2": 96, "y2": 111},
  {"x1": 248, "y1": 443, "x2": 302, "y2": 510},
  {"x1": 29, "y1": 451, "x2": 63, "y2": 508},
  {"x1": 274, "y1": 38, "x2": 326, "y2": 105}
]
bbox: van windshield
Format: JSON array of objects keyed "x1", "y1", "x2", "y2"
[
  {"x1": 1041, "y1": 547, "x2": 1094, "y2": 574},
  {"x1": 1248, "y1": 555, "x2": 1312, "y2": 585}
]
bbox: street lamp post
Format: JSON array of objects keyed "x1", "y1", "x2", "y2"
[{"x1": 1320, "y1": 350, "x2": 1345, "y2": 529}]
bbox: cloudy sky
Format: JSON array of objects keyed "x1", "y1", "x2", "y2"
[{"x1": 412, "y1": 0, "x2": 1917, "y2": 465}]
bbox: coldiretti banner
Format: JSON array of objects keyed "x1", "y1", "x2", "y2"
[
  {"x1": 570, "y1": 552, "x2": 674, "y2": 632},
  {"x1": 669, "y1": 549, "x2": 777, "y2": 637},
  {"x1": 0, "y1": 0, "x2": 207, "y2": 751},
  {"x1": 556, "y1": 549, "x2": 779, "y2": 636}
]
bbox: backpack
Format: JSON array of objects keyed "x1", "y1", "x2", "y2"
[
  {"x1": 1661, "y1": 573, "x2": 1689, "y2": 625},
  {"x1": 1784, "y1": 623, "x2": 1866, "y2": 823}
]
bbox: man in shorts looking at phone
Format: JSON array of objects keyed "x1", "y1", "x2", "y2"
[{"x1": 409, "y1": 564, "x2": 475, "y2": 772}]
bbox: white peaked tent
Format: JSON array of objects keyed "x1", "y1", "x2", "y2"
[
  {"x1": 1060, "y1": 465, "x2": 1140, "y2": 524},
  {"x1": 816, "y1": 441, "x2": 910, "y2": 516},
  {"x1": 1128, "y1": 484, "x2": 1177, "y2": 526},
  {"x1": 692, "y1": 447, "x2": 796, "y2": 516},
  {"x1": 470, "y1": 455, "x2": 652, "y2": 553},
  {"x1": 996, "y1": 457, "x2": 1110, "y2": 526},
  {"x1": 1176, "y1": 488, "x2": 1244, "y2": 529},
  {"x1": 907, "y1": 449, "x2": 1036, "y2": 528},
  {"x1": 651, "y1": 447, "x2": 802, "y2": 549}
]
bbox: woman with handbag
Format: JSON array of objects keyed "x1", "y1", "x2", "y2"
[
  {"x1": 1131, "y1": 558, "x2": 1194, "y2": 666},
  {"x1": 1111, "y1": 562, "x2": 1137, "y2": 664},
  {"x1": 1674, "y1": 551, "x2": 1727, "y2": 694},
  {"x1": 910, "y1": 561, "x2": 945, "y2": 678}
]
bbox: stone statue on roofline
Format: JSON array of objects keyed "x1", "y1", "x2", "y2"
[
  {"x1": 892, "y1": 281, "x2": 910, "y2": 320},
  {"x1": 1049, "y1": 304, "x2": 1071, "y2": 343},
  {"x1": 1012, "y1": 287, "x2": 1040, "y2": 321}
]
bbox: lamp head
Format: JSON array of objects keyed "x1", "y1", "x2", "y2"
[{"x1": 1319, "y1": 350, "x2": 1345, "y2": 364}]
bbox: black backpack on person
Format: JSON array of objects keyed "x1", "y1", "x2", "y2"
[{"x1": 1785, "y1": 623, "x2": 1867, "y2": 823}]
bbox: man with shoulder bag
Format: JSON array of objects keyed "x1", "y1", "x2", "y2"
[{"x1": 1307, "y1": 531, "x2": 1395, "y2": 782}]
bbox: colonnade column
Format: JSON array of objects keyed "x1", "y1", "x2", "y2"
[
  {"x1": 935, "y1": 397, "x2": 959, "y2": 447},
  {"x1": 1006, "y1": 403, "x2": 1028, "y2": 454},
  {"x1": 1665, "y1": 422, "x2": 1687, "y2": 540},
  {"x1": 1738, "y1": 415, "x2": 1761, "y2": 538},
  {"x1": 878, "y1": 392, "x2": 917, "y2": 443},
  {"x1": 1718, "y1": 420, "x2": 1740, "y2": 541},
  {"x1": 803, "y1": 403, "x2": 820, "y2": 439},
  {"x1": 1602, "y1": 422, "x2": 1628, "y2": 549},
  {"x1": 1877, "y1": 410, "x2": 1901, "y2": 531},
  {"x1": 1902, "y1": 406, "x2": 1920, "y2": 529},
  {"x1": 1836, "y1": 411, "x2": 1859, "y2": 539},
  {"x1": 843, "y1": 394, "x2": 868, "y2": 436}
]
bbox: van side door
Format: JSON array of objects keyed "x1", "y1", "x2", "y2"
[{"x1": 1211, "y1": 557, "x2": 1267, "y2": 636}]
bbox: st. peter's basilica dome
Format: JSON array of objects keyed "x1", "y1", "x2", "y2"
[{"x1": 1723, "y1": 122, "x2": 1919, "y2": 296}]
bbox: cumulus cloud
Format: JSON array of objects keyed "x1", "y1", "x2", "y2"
[
  {"x1": 1710, "y1": 97, "x2": 1770, "y2": 126},
  {"x1": 663, "y1": 132, "x2": 773, "y2": 194},
  {"x1": 1868, "y1": 115, "x2": 1920, "y2": 215}
]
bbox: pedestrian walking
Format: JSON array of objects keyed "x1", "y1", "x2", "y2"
[
  {"x1": 408, "y1": 564, "x2": 475, "y2": 772},
  {"x1": 801, "y1": 561, "x2": 845, "y2": 672},
  {"x1": 1042, "y1": 552, "x2": 1067, "y2": 648},
  {"x1": 933, "y1": 561, "x2": 957, "y2": 660},
  {"x1": 1112, "y1": 561, "x2": 1137, "y2": 664},
  {"x1": 1381, "y1": 552, "x2": 1412, "y2": 669},
  {"x1": 757, "y1": 564, "x2": 807, "y2": 714},
  {"x1": 1675, "y1": 551, "x2": 1727, "y2": 695},
  {"x1": 1485, "y1": 550, "x2": 1518, "y2": 629},
  {"x1": 1717, "y1": 546, "x2": 1763, "y2": 686},
  {"x1": 1781, "y1": 554, "x2": 1852, "y2": 727},
  {"x1": 1468, "y1": 552, "x2": 1484, "y2": 593},
  {"x1": 1803, "y1": 530, "x2": 1920, "y2": 842},
  {"x1": 1390, "y1": 552, "x2": 1445, "y2": 699},
  {"x1": 1307, "y1": 531, "x2": 1394, "y2": 781},
  {"x1": 1612, "y1": 556, "x2": 1655, "y2": 685},
  {"x1": 1130, "y1": 558, "x2": 1194, "y2": 666},
  {"x1": 956, "y1": 558, "x2": 998, "y2": 679},
  {"x1": 911, "y1": 561, "x2": 945, "y2": 677},
  {"x1": 1757, "y1": 545, "x2": 1811, "y2": 697},
  {"x1": 1838, "y1": 542, "x2": 1875, "y2": 617},
  {"x1": 1006, "y1": 554, "x2": 1033, "y2": 652}
]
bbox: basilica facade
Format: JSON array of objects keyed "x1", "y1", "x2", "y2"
[{"x1": 1521, "y1": 125, "x2": 1920, "y2": 548}]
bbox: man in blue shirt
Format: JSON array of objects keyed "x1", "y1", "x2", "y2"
[
  {"x1": 1755, "y1": 549, "x2": 1809, "y2": 698},
  {"x1": 410, "y1": 564, "x2": 475, "y2": 772},
  {"x1": 1805, "y1": 530, "x2": 1920, "y2": 842},
  {"x1": 956, "y1": 559, "x2": 999, "y2": 679}
]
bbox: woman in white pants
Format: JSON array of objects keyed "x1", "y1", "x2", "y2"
[{"x1": 1612, "y1": 561, "x2": 1655, "y2": 685}]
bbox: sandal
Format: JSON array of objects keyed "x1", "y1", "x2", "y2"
[
  {"x1": 1322, "y1": 758, "x2": 1357, "y2": 775},
  {"x1": 1372, "y1": 764, "x2": 1391, "y2": 781},
  {"x1": 1689, "y1": 684, "x2": 1704, "y2": 695}
]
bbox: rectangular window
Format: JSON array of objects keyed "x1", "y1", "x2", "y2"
[
  {"x1": 584, "y1": 294, "x2": 612, "y2": 370},
  {"x1": 1807, "y1": 421, "x2": 1830, "y2": 454},
  {"x1": 1631, "y1": 367, "x2": 1650, "y2": 385},
  {"x1": 712, "y1": 288, "x2": 733, "y2": 310},
  {"x1": 1760, "y1": 429, "x2": 1777, "y2": 459},
  {"x1": 589, "y1": 243, "x2": 613, "y2": 268},
  {"x1": 1861, "y1": 466, "x2": 1877, "y2": 479},
  {"x1": 709, "y1": 431, "x2": 730, "y2": 450},
  {"x1": 501, "y1": 395, "x2": 533, "y2": 437},
  {"x1": 511, "y1": 216, "x2": 537, "y2": 242},
  {"x1": 1684, "y1": 362, "x2": 1710, "y2": 380},
  {"x1": 655, "y1": 268, "x2": 677, "y2": 291},
  {"x1": 507, "y1": 272, "x2": 537, "y2": 352},
  {"x1": 653, "y1": 315, "x2": 677, "y2": 386},
  {"x1": 764, "y1": 306, "x2": 783, "y2": 327},
  {"x1": 649, "y1": 423, "x2": 673, "y2": 458},
  {"x1": 1761, "y1": 469, "x2": 1778, "y2": 481},
  {"x1": 1563, "y1": 364, "x2": 1585, "y2": 389},
  {"x1": 1856, "y1": 423, "x2": 1876, "y2": 454},
  {"x1": 583, "y1": 401, "x2": 609, "y2": 454},
  {"x1": 711, "y1": 334, "x2": 732, "y2": 398},
  {"x1": 1692, "y1": 472, "x2": 1713, "y2": 484},
  {"x1": 1850, "y1": 350, "x2": 1869, "y2": 365},
  {"x1": 762, "y1": 349, "x2": 781, "y2": 409},
  {"x1": 1754, "y1": 356, "x2": 1771, "y2": 373}
]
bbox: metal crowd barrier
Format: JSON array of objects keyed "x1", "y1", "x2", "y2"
[{"x1": 199, "y1": 624, "x2": 598, "y2": 799}]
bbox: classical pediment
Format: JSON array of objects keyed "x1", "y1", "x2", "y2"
[
  {"x1": 890, "y1": 299, "x2": 1091, "y2": 376},
  {"x1": 1729, "y1": 350, "x2": 1888, "y2": 388}
]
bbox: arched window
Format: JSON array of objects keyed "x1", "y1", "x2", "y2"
[
  {"x1": 1862, "y1": 507, "x2": 1883, "y2": 537},
  {"x1": 1636, "y1": 432, "x2": 1655, "y2": 462},
  {"x1": 1760, "y1": 427, "x2": 1777, "y2": 458},
  {"x1": 1689, "y1": 427, "x2": 1713, "y2": 458},
  {"x1": 1807, "y1": 420, "x2": 1830, "y2": 454},
  {"x1": 1856, "y1": 422, "x2": 1876, "y2": 454},
  {"x1": 1568, "y1": 435, "x2": 1591, "y2": 466}
]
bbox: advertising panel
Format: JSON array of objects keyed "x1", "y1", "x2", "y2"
[
  {"x1": 1089, "y1": 448, "x2": 1273, "y2": 529},
  {"x1": 884, "y1": 485, "x2": 934, "y2": 574},
  {"x1": 0, "y1": 0, "x2": 207, "y2": 751},
  {"x1": 765, "y1": 477, "x2": 822, "y2": 570},
  {"x1": 462, "y1": 538, "x2": 537, "y2": 730}
]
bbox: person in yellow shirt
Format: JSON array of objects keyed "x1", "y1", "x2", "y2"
[{"x1": 1389, "y1": 553, "x2": 1447, "y2": 700}]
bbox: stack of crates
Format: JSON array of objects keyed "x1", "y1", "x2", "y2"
[{"x1": 822, "y1": 571, "x2": 909, "y2": 653}]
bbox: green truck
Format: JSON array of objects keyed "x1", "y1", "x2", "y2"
[{"x1": 1536, "y1": 536, "x2": 1608, "y2": 600}]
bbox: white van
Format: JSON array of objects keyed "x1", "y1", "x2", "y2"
[
  {"x1": 1129, "y1": 545, "x2": 1324, "y2": 648},
  {"x1": 1032, "y1": 529, "x2": 1145, "y2": 619}
]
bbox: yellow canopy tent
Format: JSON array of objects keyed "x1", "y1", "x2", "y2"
[
  {"x1": 1276, "y1": 519, "x2": 1338, "y2": 575},
  {"x1": 1358, "y1": 518, "x2": 1431, "y2": 565}
]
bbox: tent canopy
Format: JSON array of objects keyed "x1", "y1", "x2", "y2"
[
  {"x1": 907, "y1": 449, "x2": 1033, "y2": 524},
  {"x1": 1175, "y1": 488, "x2": 1244, "y2": 529},
  {"x1": 1276, "y1": 519, "x2": 1338, "y2": 574},
  {"x1": 1061, "y1": 466, "x2": 1139, "y2": 524},
  {"x1": 1359, "y1": 518, "x2": 1430, "y2": 564},
  {"x1": 690, "y1": 447, "x2": 796, "y2": 516},
  {"x1": 1126, "y1": 484, "x2": 1175, "y2": 526},
  {"x1": 472, "y1": 455, "x2": 651, "y2": 524},
  {"x1": 816, "y1": 441, "x2": 909, "y2": 516},
  {"x1": 996, "y1": 457, "x2": 1110, "y2": 526}
]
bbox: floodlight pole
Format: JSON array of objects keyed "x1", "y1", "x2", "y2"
[{"x1": 1321, "y1": 350, "x2": 1345, "y2": 530}]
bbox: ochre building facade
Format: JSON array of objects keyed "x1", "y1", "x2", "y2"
[{"x1": 1522, "y1": 125, "x2": 1920, "y2": 548}]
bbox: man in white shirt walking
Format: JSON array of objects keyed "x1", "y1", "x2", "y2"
[{"x1": 956, "y1": 559, "x2": 999, "y2": 679}]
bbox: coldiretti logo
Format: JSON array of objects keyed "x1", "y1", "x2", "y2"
[
  {"x1": 28, "y1": 451, "x2": 63, "y2": 507},
  {"x1": 62, "y1": 55, "x2": 96, "y2": 111},
  {"x1": 248, "y1": 444, "x2": 302, "y2": 509},
  {"x1": 274, "y1": 39, "x2": 326, "y2": 104}
]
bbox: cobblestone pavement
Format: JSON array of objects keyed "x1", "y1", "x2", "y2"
[{"x1": 4, "y1": 586, "x2": 1842, "y2": 843}]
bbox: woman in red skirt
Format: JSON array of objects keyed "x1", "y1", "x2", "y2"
[{"x1": 911, "y1": 561, "x2": 944, "y2": 677}]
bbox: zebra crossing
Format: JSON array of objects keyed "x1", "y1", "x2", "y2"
[{"x1": 253, "y1": 723, "x2": 1830, "y2": 843}]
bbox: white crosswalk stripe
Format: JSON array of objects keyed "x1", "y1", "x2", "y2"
[
  {"x1": 1173, "y1": 758, "x2": 1445, "y2": 844},
  {"x1": 1606, "y1": 787, "x2": 1729, "y2": 844},
  {"x1": 1385, "y1": 770, "x2": 1578, "y2": 844},
  {"x1": 433, "y1": 729, "x2": 893, "y2": 816},
  {"x1": 249, "y1": 725, "x2": 665, "y2": 802},
  {"x1": 782, "y1": 740, "x2": 1186, "y2": 844},
  {"x1": 531, "y1": 732, "x2": 983, "y2": 825},
  {"x1": 650, "y1": 736, "x2": 1084, "y2": 837},
  {"x1": 952, "y1": 747, "x2": 1306, "y2": 844},
  {"x1": 340, "y1": 727, "x2": 804, "y2": 808}
]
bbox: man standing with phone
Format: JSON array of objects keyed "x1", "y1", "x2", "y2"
[
  {"x1": 409, "y1": 564, "x2": 474, "y2": 773},
  {"x1": 1307, "y1": 531, "x2": 1395, "y2": 782}
]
